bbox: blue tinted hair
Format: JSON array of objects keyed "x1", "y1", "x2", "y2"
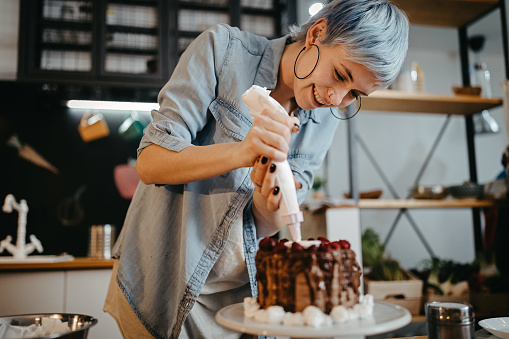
[{"x1": 289, "y1": 0, "x2": 409, "y2": 88}]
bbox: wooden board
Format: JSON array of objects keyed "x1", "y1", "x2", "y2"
[
  {"x1": 392, "y1": 0, "x2": 499, "y2": 28},
  {"x1": 362, "y1": 90, "x2": 503, "y2": 116}
]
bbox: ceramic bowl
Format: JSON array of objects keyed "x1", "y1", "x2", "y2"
[{"x1": 479, "y1": 317, "x2": 509, "y2": 339}]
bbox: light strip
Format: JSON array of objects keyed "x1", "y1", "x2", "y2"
[{"x1": 66, "y1": 100, "x2": 158, "y2": 111}]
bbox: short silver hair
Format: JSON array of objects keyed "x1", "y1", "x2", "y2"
[{"x1": 289, "y1": 0, "x2": 409, "y2": 88}]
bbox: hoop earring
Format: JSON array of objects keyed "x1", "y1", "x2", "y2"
[
  {"x1": 294, "y1": 44, "x2": 320, "y2": 80},
  {"x1": 330, "y1": 96, "x2": 362, "y2": 120}
]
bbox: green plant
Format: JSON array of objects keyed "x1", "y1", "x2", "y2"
[
  {"x1": 312, "y1": 176, "x2": 327, "y2": 191},
  {"x1": 420, "y1": 257, "x2": 478, "y2": 296},
  {"x1": 362, "y1": 228, "x2": 409, "y2": 281}
]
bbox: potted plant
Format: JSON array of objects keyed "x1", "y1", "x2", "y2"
[
  {"x1": 362, "y1": 228, "x2": 423, "y2": 315},
  {"x1": 312, "y1": 176, "x2": 327, "y2": 199}
]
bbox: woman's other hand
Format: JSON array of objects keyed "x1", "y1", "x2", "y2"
[
  {"x1": 240, "y1": 108, "x2": 300, "y2": 167},
  {"x1": 251, "y1": 155, "x2": 302, "y2": 237}
]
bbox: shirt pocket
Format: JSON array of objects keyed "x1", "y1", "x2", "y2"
[
  {"x1": 209, "y1": 98, "x2": 252, "y2": 143},
  {"x1": 288, "y1": 152, "x2": 314, "y2": 203}
]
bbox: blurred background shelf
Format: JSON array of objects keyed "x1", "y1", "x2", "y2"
[
  {"x1": 363, "y1": 90, "x2": 503, "y2": 115},
  {"x1": 358, "y1": 198, "x2": 508, "y2": 209}
]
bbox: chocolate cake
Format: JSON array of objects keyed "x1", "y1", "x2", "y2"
[{"x1": 255, "y1": 237, "x2": 362, "y2": 314}]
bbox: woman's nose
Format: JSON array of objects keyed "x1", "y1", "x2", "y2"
[{"x1": 328, "y1": 89, "x2": 353, "y2": 107}]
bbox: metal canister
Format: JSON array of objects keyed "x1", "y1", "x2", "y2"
[
  {"x1": 88, "y1": 224, "x2": 117, "y2": 259},
  {"x1": 425, "y1": 301, "x2": 475, "y2": 339}
]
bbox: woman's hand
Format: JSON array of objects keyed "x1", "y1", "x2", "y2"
[
  {"x1": 239, "y1": 108, "x2": 300, "y2": 167},
  {"x1": 251, "y1": 156, "x2": 280, "y2": 210},
  {"x1": 251, "y1": 155, "x2": 302, "y2": 237}
]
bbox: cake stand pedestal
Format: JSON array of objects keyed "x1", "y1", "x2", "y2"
[{"x1": 216, "y1": 301, "x2": 411, "y2": 339}]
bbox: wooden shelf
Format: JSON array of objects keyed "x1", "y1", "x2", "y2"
[
  {"x1": 358, "y1": 198, "x2": 508, "y2": 209},
  {"x1": 362, "y1": 90, "x2": 503, "y2": 115},
  {"x1": 0, "y1": 257, "x2": 114, "y2": 271},
  {"x1": 392, "y1": 0, "x2": 499, "y2": 28}
]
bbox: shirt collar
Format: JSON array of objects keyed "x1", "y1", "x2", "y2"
[{"x1": 253, "y1": 35, "x2": 289, "y2": 90}]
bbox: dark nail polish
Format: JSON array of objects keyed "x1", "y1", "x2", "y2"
[
  {"x1": 294, "y1": 123, "x2": 300, "y2": 131},
  {"x1": 269, "y1": 164, "x2": 276, "y2": 173},
  {"x1": 261, "y1": 156, "x2": 268, "y2": 165},
  {"x1": 273, "y1": 186, "x2": 280, "y2": 195}
]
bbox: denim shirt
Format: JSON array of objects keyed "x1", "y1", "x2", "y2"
[{"x1": 112, "y1": 24, "x2": 340, "y2": 339}]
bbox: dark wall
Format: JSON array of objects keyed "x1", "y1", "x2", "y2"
[{"x1": 0, "y1": 81, "x2": 143, "y2": 257}]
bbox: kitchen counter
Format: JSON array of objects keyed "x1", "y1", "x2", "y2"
[
  {"x1": 0, "y1": 257, "x2": 114, "y2": 271},
  {"x1": 0, "y1": 257, "x2": 120, "y2": 339}
]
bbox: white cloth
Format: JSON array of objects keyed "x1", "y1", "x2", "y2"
[
  {"x1": 200, "y1": 217, "x2": 249, "y2": 295},
  {"x1": 180, "y1": 217, "x2": 251, "y2": 339}
]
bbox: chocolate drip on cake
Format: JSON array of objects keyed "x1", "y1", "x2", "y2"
[{"x1": 255, "y1": 237, "x2": 361, "y2": 314}]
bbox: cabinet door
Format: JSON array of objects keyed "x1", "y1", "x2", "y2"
[
  {"x1": 65, "y1": 269, "x2": 122, "y2": 339},
  {"x1": 174, "y1": 0, "x2": 231, "y2": 57},
  {"x1": 0, "y1": 271, "x2": 65, "y2": 315},
  {"x1": 171, "y1": 0, "x2": 294, "y2": 64},
  {"x1": 99, "y1": 1, "x2": 165, "y2": 85},
  {"x1": 18, "y1": 0, "x2": 97, "y2": 82},
  {"x1": 18, "y1": 0, "x2": 165, "y2": 87},
  {"x1": 240, "y1": 0, "x2": 282, "y2": 38}
]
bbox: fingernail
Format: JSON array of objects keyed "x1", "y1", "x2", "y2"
[
  {"x1": 269, "y1": 164, "x2": 276, "y2": 173},
  {"x1": 293, "y1": 123, "x2": 300, "y2": 132},
  {"x1": 261, "y1": 156, "x2": 268, "y2": 165},
  {"x1": 273, "y1": 186, "x2": 280, "y2": 195}
]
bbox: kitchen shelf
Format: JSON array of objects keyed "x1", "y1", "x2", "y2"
[
  {"x1": 358, "y1": 198, "x2": 508, "y2": 209},
  {"x1": 177, "y1": 1, "x2": 229, "y2": 11},
  {"x1": 106, "y1": 25, "x2": 158, "y2": 35},
  {"x1": 362, "y1": 90, "x2": 503, "y2": 115},
  {"x1": 241, "y1": 7, "x2": 279, "y2": 16},
  {"x1": 0, "y1": 258, "x2": 114, "y2": 271},
  {"x1": 344, "y1": 0, "x2": 509, "y2": 258},
  {"x1": 392, "y1": 0, "x2": 499, "y2": 27},
  {"x1": 106, "y1": 47, "x2": 158, "y2": 55}
]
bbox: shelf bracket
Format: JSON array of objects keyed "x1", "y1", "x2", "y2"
[{"x1": 355, "y1": 115, "x2": 453, "y2": 258}]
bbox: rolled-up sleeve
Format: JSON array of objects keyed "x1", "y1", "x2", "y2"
[{"x1": 138, "y1": 24, "x2": 230, "y2": 157}]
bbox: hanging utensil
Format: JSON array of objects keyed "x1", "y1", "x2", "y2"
[
  {"x1": 56, "y1": 185, "x2": 87, "y2": 226},
  {"x1": 6, "y1": 134, "x2": 59, "y2": 174}
]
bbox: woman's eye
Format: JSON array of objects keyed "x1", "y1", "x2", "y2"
[{"x1": 335, "y1": 70, "x2": 344, "y2": 81}]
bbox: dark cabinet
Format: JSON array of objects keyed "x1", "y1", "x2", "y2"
[
  {"x1": 17, "y1": 0, "x2": 296, "y2": 92},
  {"x1": 18, "y1": 0, "x2": 166, "y2": 88}
]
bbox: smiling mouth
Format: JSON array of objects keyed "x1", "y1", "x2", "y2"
[{"x1": 313, "y1": 85, "x2": 326, "y2": 105}]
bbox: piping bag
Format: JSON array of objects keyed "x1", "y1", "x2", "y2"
[{"x1": 242, "y1": 85, "x2": 303, "y2": 241}]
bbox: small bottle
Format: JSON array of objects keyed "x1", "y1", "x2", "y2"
[
  {"x1": 472, "y1": 62, "x2": 492, "y2": 98},
  {"x1": 398, "y1": 67, "x2": 413, "y2": 92},
  {"x1": 425, "y1": 301, "x2": 475, "y2": 339},
  {"x1": 411, "y1": 61, "x2": 425, "y2": 93}
]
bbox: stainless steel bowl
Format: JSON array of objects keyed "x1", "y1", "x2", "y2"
[{"x1": 0, "y1": 313, "x2": 97, "y2": 339}]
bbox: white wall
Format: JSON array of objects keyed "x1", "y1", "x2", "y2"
[
  {"x1": 298, "y1": 2, "x2": 509, "y2": 268},
  {"x1": 0, "y1": 0, "x2": 19, "y2": 80}
]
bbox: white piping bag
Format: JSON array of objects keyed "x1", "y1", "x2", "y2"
[{"x1": 242, "y1": 85, "x2": 303, "y2": 241}]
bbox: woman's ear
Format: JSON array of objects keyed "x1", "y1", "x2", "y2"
[{"x1": 305, "y1": 18, "x2": 328, "y2": 47}]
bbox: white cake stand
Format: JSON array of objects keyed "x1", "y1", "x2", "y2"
[{"x1": 216, "y1": 301, "x2": 411, "y2": 339}]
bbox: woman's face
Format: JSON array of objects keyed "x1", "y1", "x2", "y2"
[{"x1": 293, "y1": 42, "x2": 379, "y2": 111}]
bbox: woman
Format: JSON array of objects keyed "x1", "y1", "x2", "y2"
[{"x1": 104, "y1": 0, "x2": 409, "y2": 338}]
